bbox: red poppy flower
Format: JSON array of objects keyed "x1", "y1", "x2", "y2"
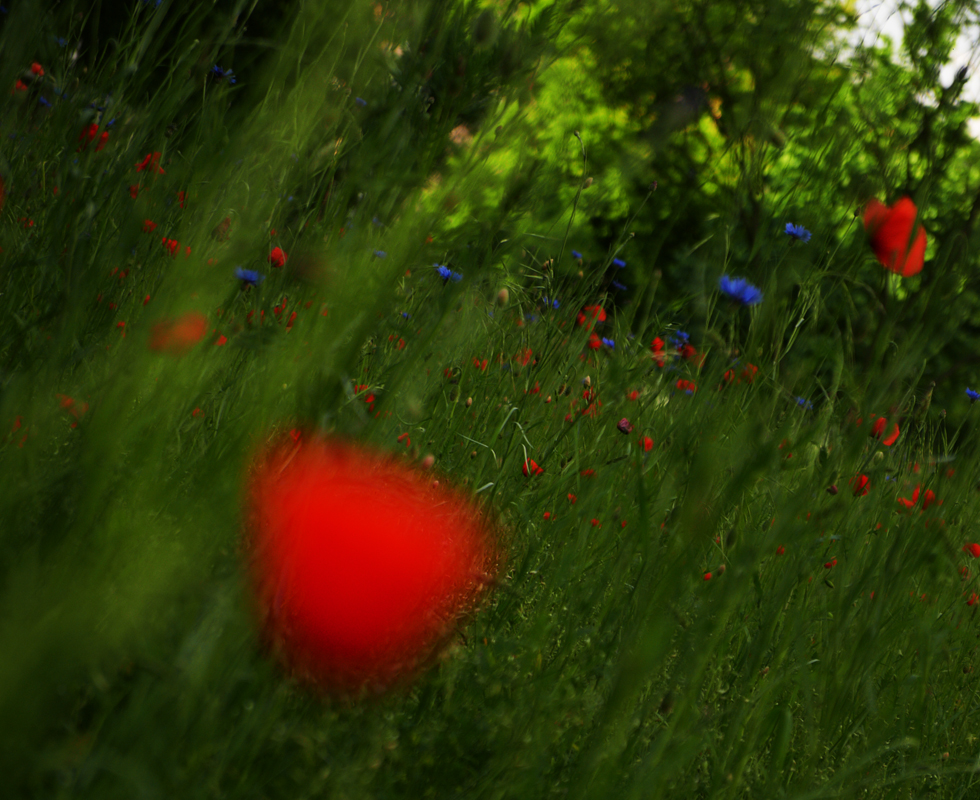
[
  {"x1": 522, "y1": 459, "x2": 544, "y2": 477},
  {"x1": 269, "y1": 246, "x2": 287, "y2": 269},
  {"x1": 576, "y1": 305, "x2": 606, "y2": 327},
  {"x1": 863, "y1": 197, "x2": 927, "y2": 277},
  {"x1": 588, "y1": 333, "x2": 601, "y2": 350},
  {"x1": 247, "y1": 434, "x2": 496, "y2": 691},
  {"x1": 77, "y1": 123, "x2": 109, "y2": 152},
  {"x1": 850, "y1": 474, "x2": 870, "y2": 496},
  {"x1": 651, "y1": 337, "x2": 666, "y2": 367},
  {"x1": 136, "y1": 152, "x2": 165, "y2": 174},
  {"x1": 964, "y1": 543, "x2": 980, "y2": 558},
  {"x1": 676, "y1": 379, "x2": 697, "y2": 394},
  {"x1": 869, "y1": 416, "x2": 900, "y2": 446},
  {"x1": 678, "y1": 343, "x2": 705, "y2": 367},
  {"x1": 148, "y1": 311, "x2": 208, "y2": 355},
  {"x1": 641, "y1": 436, "x2": 654, "y2": 452},
  {"x1": 514, "y1": 348, "x2": 533, "y2": 367}
]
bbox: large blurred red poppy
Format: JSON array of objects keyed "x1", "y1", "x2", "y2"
[
  {"x1": 246, "y1": 434, "x2": 497, "y2": 692},
  {"x1": 863, "y1": 197, "x2": 927, "y2": 277}
]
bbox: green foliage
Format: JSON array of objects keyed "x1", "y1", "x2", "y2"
[{"x1": 4, "y1": 1, "x2": 980, "y2": 799}]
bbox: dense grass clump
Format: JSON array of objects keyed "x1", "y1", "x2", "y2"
[{"x1": 4, "y1": 1, "x2": 980, "y2": 798}]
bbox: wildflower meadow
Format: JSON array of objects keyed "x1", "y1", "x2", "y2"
[{"x1": 6, "y1": 0, "x2": 980, "y2": 798}]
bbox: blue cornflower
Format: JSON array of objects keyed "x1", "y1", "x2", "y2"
[
  {"x1": 435, "y1": 264, "x2": 462, "y2": 283},
  {"x1": 718, "y1": 275, "x2": 764, "y2": 306},
  {"x1": 612, "y1": 280, "x2": 627, "y2": 291},
  {"x1": 784, "y1": 222, "x2": 811, "y2": 243},
  {"x1": 38, "y1": 96, "x2": 51, "y2": 108},
  {"x1": 669, "y1": 331, "x2": 690, "y2": 348},
  {"x1": 210, "y1": 65, "x2": 236, "y2": 84},
  {"x1": 543, "y1": 297, "x2": 559, "y2": 309},
  {"x1": 355, "y1": 97, "x2": 367, "y2": 106},
  {"x1": 234, "y1": 267, "x2": 265, "y2": 286},
  {"x1": 55, "y1": 36, "x2": 67, "y2": 47},
  {"x1": 612, "y1": 257, "x2": 626, "y2": 268},
  {"x1": 401, "y1": 312, "x2": 410, "y2": 319},
  {"x1": 967, "y1": 388, "x2": 980, "y2": 402},
  {"x1": 571, "y1": 250, "x2": 583, "y2": 259},
  {"x1": 525, "y1": 314, "x2": 539, "y2": 323},
  {"x1": 602, "y1": 337, "x2": 615, "y2": 350},
  {"x1": 373, "y1": 250, "x2": 387, "y2": 258},
  {"x1": 796, "y1": 396, "x2": 813, "y2": 410}
]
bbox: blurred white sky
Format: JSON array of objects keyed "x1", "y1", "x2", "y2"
[{"x1": 851, "y1": 0, "x2": 980, "y2": 135}]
